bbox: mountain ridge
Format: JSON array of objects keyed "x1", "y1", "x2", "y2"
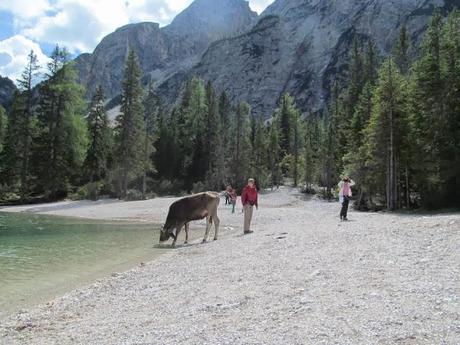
[{"x1": 75, "y1": 0, "x2": 460, "y2": 117}]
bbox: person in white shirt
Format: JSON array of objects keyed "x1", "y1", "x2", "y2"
[{"x1": 338, "y1": 176, "x2": 355, "y2": 220}]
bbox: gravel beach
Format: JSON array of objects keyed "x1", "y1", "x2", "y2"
[{"x1": 1, "y1": 187, "x2": 459, "y2": 344}]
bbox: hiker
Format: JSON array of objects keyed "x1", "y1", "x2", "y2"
[
  {"x1": 241, "y1": 178, "x2": 258, "y2": 234},
  {"x1": 338, "y1": 176, "x2": 355, "y2": 221},
  {"x1": 224, "y1": 185, "x2": 232, "y2": 205},
  {"x1": 229, "y1": 187, "x2": 237, "y2": 213}
]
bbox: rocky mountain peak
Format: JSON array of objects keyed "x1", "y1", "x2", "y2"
[{"x1": 75, "y1": 0, "x2": 258, "y2": 101}]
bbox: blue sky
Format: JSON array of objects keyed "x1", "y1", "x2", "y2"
[{"x1": 0, "y1": 0, "x2": 272, "y2": 83}]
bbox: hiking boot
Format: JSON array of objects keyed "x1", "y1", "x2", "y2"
[{"x1": 244, "y1": 230, "x2": 254, "y2": 234}]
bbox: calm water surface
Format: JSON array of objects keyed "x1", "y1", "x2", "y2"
[{"x1": 0, "y1": 212, "x2": 162, "y2": 317}]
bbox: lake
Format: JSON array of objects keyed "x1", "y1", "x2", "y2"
[{"x1": 0, "y1": 212, "x2": 163, "y2": 317}]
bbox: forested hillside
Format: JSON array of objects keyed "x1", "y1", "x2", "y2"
[{"x1": 0, "y1": 10, "x2": 459, "y2": 210}]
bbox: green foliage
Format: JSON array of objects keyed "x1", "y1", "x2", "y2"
[
  {"x1": 115, "y1": 50, "x2": 146, "y2": 199},
  {"x1": 229, "y1": 101, "x2": 252, "y2": 190},
  {"x1": 0, "y1": 105, "x2": 7, "y2": 153},
  {"x1": 34, "y1": 46, "x2": 88, "y2": 199},
  {"x1": 84, "y1": 86, "x2": 112, "y2": 184}
]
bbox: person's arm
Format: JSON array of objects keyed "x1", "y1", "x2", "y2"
[
  {"x1": 241, "y1": 188, "x2": 247, "y2": 206},
  {"x1": 349, "y1": 179, "x2": 356, "y2": 187}
]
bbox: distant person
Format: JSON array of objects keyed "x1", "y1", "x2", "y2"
[
  {"x1": 241, "y1": 178, "x2": 258, "y2": 234},
  {"x1": 224, "y1": 185, "x2": 232, "y2": 205},
  {"x1": 229, "y1": 187, "x2": 237, "y2": 214},
  {"x1": 338, "y1": 176, "x2": 355, "y2": 221}
]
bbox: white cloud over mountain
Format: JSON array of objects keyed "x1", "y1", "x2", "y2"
[{"x1": 0, "y1": 0, "x2": 273, "y2": 81}]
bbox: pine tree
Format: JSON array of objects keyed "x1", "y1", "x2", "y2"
[
  {"x1": 440, "y1": 9, "x2": 460, "y2": 205},
  {"x1": 410, "y1": 12, "x2": 445, "y2": 206},
  {"x1": 364, "y1": 58, "x2": 409, "y2": 210},
  {"x1": 154, "y1": 107, "x2": 181, "y2": 182},
  {"x1": 303, "y1": 122, "x2": 315, "y2": 191},
  {"x1": 141, "y1": 82, "x2": 159, "y2": 198},
  {"x1": 115, "y1": 50, "x2": 145, "y2": 199},
  {"x1": 229, "y1": 101, "x2": 252, "y2": 190},
  {"x1": 394, "y1": 25, "x2": 411, "y2": 75},
  {"x1": 84, "y1": 86, "x2": 112, "y2": 185},
  {"x1": 16, "y1": 50, "x2": 40, "y2": 199},
  {"x1": 277, "y1": 93, "x2": 295, "y2": 156},
  {"x1": 267, "y1": 122, "x2": 281, "y2": 190},
  {"x1": 0, "y1": 105, "x2": 7, "y2": 154},
  {"x1": 204, "y1": 81, "x2": 225, "y2": 190},
  {"x1": 1, "y1": 93, "x2": 24, "y2": 187},
  {"x1": 291, "y1": 107, "x2": 302, "y2": 187},
  {"x1": 251, "y1": 114, "x2": 268, "y2": 187},
  {"x1": 34, "y1": 45, "x2": 88, "y2": 199}
]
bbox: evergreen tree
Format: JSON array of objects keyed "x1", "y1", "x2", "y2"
[
  {"x1": 115, "y1": 50, "x2": 145, "y2": 199},
  {"x1": 277, "y1": 93, "x2": 295, "y2": 156},
  {"x1": 440, "y1": 9, "x2": 460, "y2": 205},
  {"x1": 410, "y1": 12, "x2": 445, "y2": 206},
  {"x1": 219, "y1": 91, "x2": 232, "y2": 143},
  {"x1": 177, "y1": 78, "x2": 207, "y2": 189},
  {"x1": 0, "y1": 105, "x2": 7, "y2": 154},
  {"x1": 204, "y1": 81, "x2": 225, "y2": 190},
  {"x1": 154, "y1": 107, "x2": 181, "y2": 182},
  {"x1": 1, "y1": 93, "x2": 24, "y2": 187},
  {"x1": 229, "y1": 101, "x2": 252, "y2": 190},
  {"x1": 267, "y1": 121, "x2": 281, "y2": 190},
  {"x1": 251, "y1": 114, "x2": 268, "y2": 187},
  {"x1": 84, "y1": 86, "x2": 112, "y2": 184},
  {"x1": 303, "y1": 122, "x2": 315, "y2": 191},
  {"x1": 34, "y1": 45, "x2": 88, "y2": 199},
  {"x1": 364, "y1": 58, "x2": 409, "y2": 210},
  {"x1": 17, "y1": 50, "x2": 40, "y2": 199},
  {"x1": 141, "y1": 82, "x2": 159, "y2": 198},
  {"x1": 394, "y1": 25, "x2": 411, "y2": 75}
]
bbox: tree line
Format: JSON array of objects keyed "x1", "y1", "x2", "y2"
[{"x1": 0, "y1": 10, "x2": 458, "y2": 210}]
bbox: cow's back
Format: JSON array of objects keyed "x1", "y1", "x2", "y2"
[{"x1": 167, "y1": 192, "x2": 219, "y2": 223}]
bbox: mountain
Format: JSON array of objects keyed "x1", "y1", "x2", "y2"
[
  {"x1": 75, "y1": 0, "x2": 258, "y2": 100},
  {"x1": 75, "y1": 0, "x2": 460, "y2": 117},
  {"x1": 0, "y1": 76, "x2": 16, "y2": 111},
  {"x1": 160, "y1": 0, "x2": 460, "y2": 116}
]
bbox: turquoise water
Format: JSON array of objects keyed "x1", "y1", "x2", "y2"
[{"x1": 0, "y1": 212, "x2": 162, "y2": 316}]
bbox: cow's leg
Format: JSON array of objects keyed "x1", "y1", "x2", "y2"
[
  {"x1": 213, "y1": 210, "x2": 220, "y2": 241},
  {"x1": 184, "y1": 223, "x2": 190, "y2": 244},
  {"x1": 171, "y1": 223, "x2": 184, "y2": 248},
  {"x1": 202, "y1": 216, "x2": 212, "y2": 243}
]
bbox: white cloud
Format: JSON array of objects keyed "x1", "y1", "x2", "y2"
[
  {"x1": 0, "y1": 0, "x2": 51, "y2": 20},
  {"x1": 18, "y1": 0, "x2": 272, "y2": 54},
  {"x1": 249, "y1": 0, "x2": 273, "y2": 14},
  {"x1": 0, "y1": 35, "x2": 51, "y2": 83},
  {"x1": 21, "y1": 0, "x2": 196, "y2": 53}
]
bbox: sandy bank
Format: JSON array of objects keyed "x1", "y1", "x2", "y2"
[{"x1": 1, "y1": 187, "x2": 459, "y2": 344}]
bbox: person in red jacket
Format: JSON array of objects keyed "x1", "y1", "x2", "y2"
[{"x1": 241, "y1": 178, "x2": 258, "y2": 234}]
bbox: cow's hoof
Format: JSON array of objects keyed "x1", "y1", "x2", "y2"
[
  {"x1": 213, "y1": 238, "x2": 218, "y2": 241},
  {"x1": 184, "y1": 241, "x2": 188, "y2": 245}
]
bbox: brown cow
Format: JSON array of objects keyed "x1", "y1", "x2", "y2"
[{"x1": 159, "y1": 191, "x2": 220, "y2": 247}]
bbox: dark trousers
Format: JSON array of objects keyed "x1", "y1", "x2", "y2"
[{"x1": 340, "y1": 197, "x2": 349, "y2": 219}]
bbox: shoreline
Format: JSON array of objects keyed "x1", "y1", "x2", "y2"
[{"x1": 1, "y1": 187, "x2": 459, "y2": 344}]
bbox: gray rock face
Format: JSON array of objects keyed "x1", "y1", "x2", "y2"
[
  {"x1": 0, "y1": 75, "x2": 16, "y2": 111},
  {"x1": 165, "y1": 0, "x2": 458, "y2": 116},
  {"x1": 75, "y1": 0, "x2": 257, "y2": 100}
]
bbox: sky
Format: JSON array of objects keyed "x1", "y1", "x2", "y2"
[{"x1": 0, "y1": 0, "x2": 273, "y2": 83}]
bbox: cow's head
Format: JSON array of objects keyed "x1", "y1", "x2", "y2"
[{"x1": 159, "y1": 219, "x2": 176, "y2": 243}]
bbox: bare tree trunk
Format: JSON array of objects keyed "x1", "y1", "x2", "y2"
[{"x1": 405, "y1": 165, "x2": 410, "y2": 208}]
